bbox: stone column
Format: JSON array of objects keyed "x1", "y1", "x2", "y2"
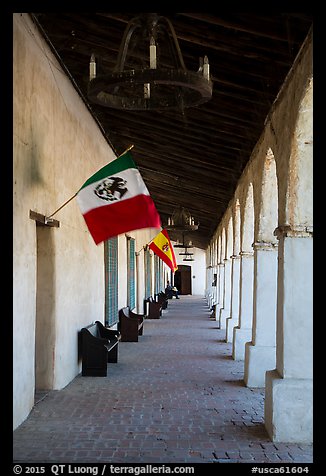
[
  {"x1": 215, "y1": 262, "x2": 225, "y2": 320},
  {"x1": 210, "y1": 266, "x2": 216, "y2": 309},
  {"x1": 244, "y1": 241, "x2": 278, "y2": 387},
  {"x1": 220, "y1": 258, "x2": 232, "y2": 329},
  {"x1": 213, "y1": 265, "x2": 219, "y2": 309},
  {"x1": 233, "y1": 251, "x2": 254, "y2": 360},
  {"x1": 265, "y1": 226, "x2": 313, "y2": 443},
  {"x1": 206, "y1": 266, "x2": 213, "y2": 307},
  {"x1": 226, "y1": 255, "x2": 241, "y2": 343}
]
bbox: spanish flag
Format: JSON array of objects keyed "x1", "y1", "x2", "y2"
[{"x1": 148, "y1": 229, "x2": 178, "y2": 272}]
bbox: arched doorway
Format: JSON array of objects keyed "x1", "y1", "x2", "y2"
[{"x1": 173, "y1": 265, "x2": 192, "y2": 295}]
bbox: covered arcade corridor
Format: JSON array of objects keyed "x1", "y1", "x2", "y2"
[
  {"x1": 13, "y1": 12, "x2": 313, "y2": 462},
  {"x1": 13, "y1": 296, "x2": 312, "y2": 464}
]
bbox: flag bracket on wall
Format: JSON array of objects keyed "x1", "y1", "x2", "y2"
[{"x1": 29, "y1": 210, "x2": 60, "y2": 228}]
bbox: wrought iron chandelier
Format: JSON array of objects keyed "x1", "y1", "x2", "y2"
[
  {"x1": 180, "y1": 250, "x2": 194, "y2": 261},
  {"x1": 165, "y1": 206, "x2": 199, "y2": 232},
  {"x1": 174, "y1": 236, "x2": 194, "y2": 249},
  {"x1": 178, "y1": 241, "x2": 194, "y2": 262},
  {"x1": 87, "y1": 13, "x2": 213, "y2": 110}
]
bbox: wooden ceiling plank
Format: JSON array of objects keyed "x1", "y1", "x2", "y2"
[{"x1": 178, "y1": 13, "x2": 309, "y2": 42}]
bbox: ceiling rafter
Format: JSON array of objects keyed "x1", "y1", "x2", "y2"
[{"x1": 31, "y1": 12, "x2": 312, "y2": 249}]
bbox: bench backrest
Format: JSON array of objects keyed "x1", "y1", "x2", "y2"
[
  {"x1": 84, "y1": 323, "x2": 101, "y2": 338},
  {"x1": 119, "y1": 307, "x2": 144, "y2": 323},
  {"x1": 119, "y1": 307, "x2": 130, "y2": 318}
]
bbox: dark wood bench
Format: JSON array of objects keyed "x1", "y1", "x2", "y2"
[
  {"x1": 144, "y1": 296, "x2": 162, "y2": 319},
  {"x1": 118, "y1": 307, "x2": 144, "y2": 342},
  {"x1": 81, "y1": 321, "x2": 121, "y2": 376},
  {"x1": 155, "y1": 291, "x2": 168, "y2": 310}
]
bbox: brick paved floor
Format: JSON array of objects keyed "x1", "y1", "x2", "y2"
[{"x1": 13, "y1": 296, "x2": 313, "y2": 464}]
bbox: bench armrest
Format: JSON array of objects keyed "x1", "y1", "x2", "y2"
[
  {"x1": 81, "y1": 328, "x2": 109, "y2": 346},
  {"x1": 95, "y1": 321, "x2": 121, "y2": 340},
  {"x1": 129, "y1": 310, "x2": 144, "y2": 322}
]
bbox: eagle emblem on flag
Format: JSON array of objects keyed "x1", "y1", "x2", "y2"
[{"x1": 94, "y1": 176, "x2": 128, "y2": 202}]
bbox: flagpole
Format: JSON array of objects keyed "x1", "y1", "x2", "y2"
[
  {"x1": 46, "y1": 144, "x2": 135, "y2": 220},
  {"x1": 46, "y1": 192, "x2": 78, "y2": 219},
  {"x1": 118, "y1": 144, "x2": 134, "y2": 156}
]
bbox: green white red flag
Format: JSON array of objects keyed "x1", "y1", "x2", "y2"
[{"x1": 76, "y1": 150, "x2": 161, "y2": 244}]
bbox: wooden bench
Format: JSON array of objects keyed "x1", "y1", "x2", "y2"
[
  {"x1": 81, "y1": 321, "x2": 121, "y2": 376},
  {"x1": 118, "y1": 307, "x2": 144, "y2": 342},
  {"x1": 155, "y1": 291, "x2": 168, "y2": 310},
  {"x1": 144, "y1": 296, "x2": 162, "y2": 319}
]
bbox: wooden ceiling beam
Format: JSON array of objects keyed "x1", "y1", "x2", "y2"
[
  {"x1": 98, "y1": 109, "x2": 253, "y2": 151},
  {"x1": 178, "y1": 13, "x2": 310, "y2": 42}
]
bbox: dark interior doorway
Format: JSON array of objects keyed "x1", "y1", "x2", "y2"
[
  {"x1": 35, "y1": 224, "x2": 55, "y2": 397},
  {"x1": 173, "y1": 265, "x2": 192, "y2": 295}
]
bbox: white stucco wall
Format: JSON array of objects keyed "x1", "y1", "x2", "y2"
[
  {"x1": 14, "y1": 13, "x2": 181, "y2": 432},
  {"x1": 13, "y1": 13, "x2": 117, "y2": 428},
  {"x1": 13, "y1": 14, "x2": 160, "y2": 430}
]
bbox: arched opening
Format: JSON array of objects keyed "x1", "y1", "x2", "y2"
[
  {"x1": 244, "y1": 149, "x2": 278, "y2": 387},
  {"x1": 260, "y1": 148, "x2": 278, "y2": 242},
  {"x1": 226, "y1": 199, "x2": 241, "y2": 343},
  {"x1": 220, "y1": 216, "x2": 233, "y2": 329},
  {"x1": 233, "y1": 183, "x2": 255, "y2": 360},
  {"x1": 286, "y1": 77, "x2": 313, "y2": 228},
  {"x1": 216, "y1": 227, "x2": 226, "y2": 316},
  {"x1": 241, "y1": 182, "x2": 255, "y2": 253},
  {"x1": 233, "y1": 199, "x2": 241, "y2": 256}
]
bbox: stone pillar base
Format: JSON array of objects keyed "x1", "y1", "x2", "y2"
[
  {"x1": 265, "y1": 369, "x2": 313, "y2": 443},
  {"x1": 220, "y1": 308, "x2": 230, "y2": 329},
  {"x1": 226, "y1": 317, "x2": 237, "y2": 343},
  {"x1": 232, "y1": 327, "x2": 251, "y2": 360},
  {"x1": 244, "y1": 343, "x2": 276, "y2": 387}
]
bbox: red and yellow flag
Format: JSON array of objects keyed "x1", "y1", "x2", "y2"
[{"x1": 148, "y1": 229, "x2": 178, "y2": 272}]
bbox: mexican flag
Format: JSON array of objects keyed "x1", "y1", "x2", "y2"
[
  {"x1": 77, "y1": 150, "x2": 161, "y2": 244},
  {"x1": 148, "y1": 228, "x2": 178, "y2": 272}
]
